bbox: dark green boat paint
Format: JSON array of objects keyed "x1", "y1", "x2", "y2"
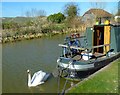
[
  {"x1": 110, "y1": 26, "x2": 120, "y2": 52},
  {"x1": 57, "y1": 24, "x2": 120, "y2": 72},
  {"x1": 86, "y1": 24, "x2": 120, "y2": 52}
]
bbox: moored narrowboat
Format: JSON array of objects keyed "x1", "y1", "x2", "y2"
[{"x1": 56, "y1": 24, "x2": 120, "y2": 79}]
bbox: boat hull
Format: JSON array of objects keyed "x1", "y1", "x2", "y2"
[{"x1": 57, "y1": 53, "x2": 120, "y2": 72}]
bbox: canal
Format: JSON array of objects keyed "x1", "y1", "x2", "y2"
[{"x1": 2, "y1": 34, "x2": 74, "y2": 93}]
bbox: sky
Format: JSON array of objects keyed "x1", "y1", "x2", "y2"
[{"x1": 2, "y1": 2, "x2": 118, "y2": 17}]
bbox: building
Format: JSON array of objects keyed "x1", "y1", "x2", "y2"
[{"x1": 82, "y1": 8, "x2": 113, "y2": 27}]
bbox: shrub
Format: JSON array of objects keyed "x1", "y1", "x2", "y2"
[{"x1": 47, "y1": 12, "x2": 66, "y2": 23}]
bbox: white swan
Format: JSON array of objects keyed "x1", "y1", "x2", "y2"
[{"x1": 27, "y1": 69, "x2": 50, "y2": 87}]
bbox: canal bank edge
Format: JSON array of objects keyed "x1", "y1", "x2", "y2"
[
  {"x1": 65, "y1": 58, "x2": 120, "y2": 93},
  {"x1": 2, "y1": 28, "x2": 84, "y2": 44}
]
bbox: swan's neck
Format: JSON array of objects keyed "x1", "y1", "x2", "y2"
[{"x1": 28, "y1": 72, "x2": 31, "y2": 87}]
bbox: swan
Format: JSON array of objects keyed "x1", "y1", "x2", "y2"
[{"x1": 27, "y1": 69, "x2": 50, "y2": 87}]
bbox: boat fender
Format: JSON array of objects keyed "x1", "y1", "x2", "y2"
[
  {"x1": 106, "y1": 49, "x2": 114, "y2": 57},
  {"x1": 57, "y1": 58, "x2": 61, "y2": 63},
  {"x1": 81, "y1": 53, "x2": 92, "y2": 60}
]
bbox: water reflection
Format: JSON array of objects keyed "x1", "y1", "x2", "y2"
[{"x1": 2, "y1": 34, "x2": 73, "y2": 93}]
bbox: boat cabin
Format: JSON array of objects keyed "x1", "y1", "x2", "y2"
[
  {"x1": 86, "y1": 24, "x2": 120, "y2": 54},
  {"x1": 58, "y1": 24, "x2": 120, "y2": 61},
  {"x1": 57, "y1": 24, "x2": 120, "y2": 74}
]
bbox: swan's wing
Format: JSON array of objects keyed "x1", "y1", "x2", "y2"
[
  {"x1": 41, "y1": 73, "x2": 50, "y2": 82},
  {"x1": 31, "y1": 71, "x2": 41, "y2": 83},
  {"x1": 37, "y1": 71, "x2": 46, "y2": 82},
  {"x1": 31, "y1": 70, "x2": 45, "y2": 84}
]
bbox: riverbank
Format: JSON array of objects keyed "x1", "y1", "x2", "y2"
[
  {"x1": 2, "y1": 31, "x2": 60, "y2": 43},
  {"x1": 2, "y1": 28, "x2": 85, "y2": 44},
  {"x1": 66, "y1": 58, "x2": 120, "y2": 93}
]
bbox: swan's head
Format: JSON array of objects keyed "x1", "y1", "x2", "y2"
[{"x1": 27, "y1": 69, "x2": 30, "y2": 73}]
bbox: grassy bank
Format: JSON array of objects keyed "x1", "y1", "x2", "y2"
[
  {"x1": 2, "y1": 16, "x2": 86, "y2": 44},
  {"x1": 67, "y1": 59, "x2": 120, "y2": 93},
  {"x1": 2, "y1": 27, "x2": 85, "y2": 44}
]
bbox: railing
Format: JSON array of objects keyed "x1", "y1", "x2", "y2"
[
  {"x1": 91, "y1": 44, "x2": 110, "y2": 54},
  {"x1": 59, "y1": 44, "x2": 110, "y2": 54},
  {"x1": 58, "y1": 44, "x2": 85, "y2": 50},
  {"x1": 91, "y1": 44, "x2": 110, "y2": 49}
]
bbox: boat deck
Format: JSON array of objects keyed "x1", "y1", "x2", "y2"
[{"x1": 72, "y1": 52, "x2": 106, "y2": 61}]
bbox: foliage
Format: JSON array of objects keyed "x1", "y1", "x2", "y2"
[
  {"x1": 2, "y1": 21, "x2": 21, "y2": 29},
  {"x1": 2, "y1": 17, "x2": 33, "y2": 25},
  {"x1": 115, "y1": 9, "x2": 120, "y2": 23},
  {"x1": 49, "y1": 24, "x2": 66, "y2": 31},
  {"x1": 41, "y1": 23, "x2": 66, "y2": 33},
  {"x1": 116, "y1": 9, "x2": 120, "y2": 16},
  {"x1": 64, "y1": 3, "x2": 80, "y2": 28},
  {"x1": 47, "y1": 12, "x2": 66, "y2": 23},
  {"x1": 25, "y1": 20, "x2": 34, "y2": 26},
  {"x1": 64, "y1": 3, "x2": 79, "y2": 18},
  {"x1": 65, "y1": 17, "x2": 81, "y2": 28}
]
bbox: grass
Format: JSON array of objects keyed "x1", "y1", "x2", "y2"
[{"x1": 67, "y1": 59, "x2": 120, "y2": 93}]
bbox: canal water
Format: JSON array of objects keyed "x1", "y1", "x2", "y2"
[{"x1": 2, "y1": 34, "x2": 76, "y2": 93}]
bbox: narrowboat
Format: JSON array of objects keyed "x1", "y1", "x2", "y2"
[{"x1": 56, "y1": 24, "x2": 120, "y2": 78}]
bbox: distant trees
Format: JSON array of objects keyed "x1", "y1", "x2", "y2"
[
  {"x1": 2, "y1": 3, "x2": 83, "y2": 40},
  {"x1": 116, "y1": 10, "x2": 120, "y2": 16},
  {"x1": 25, "y1": 20, "x2": 34, "y2": 26},
  {"x1": 47, "y1": 12, "x2": 66, "y2": 23},
  {"x1": 90, "y1": 2, "x2": 108, "y2": 24},
  {"x1": 64, "y1": 3, "x2": 80, "y2": 28},
  {"x1": 25, "y1": 8, "x2": 46, "y2": 17},
  {"x1": 115, "y1": 1, "x2": 120, "y2": 23},
  {"x1": 2, "y1": 21, "x2": 20, "y2": 29},
  {"x1": 90, "y1": 2, "x2": 106, "y2": 9},
  {"x1": 119, "y1": 1, "x2": 120, "y2": 15},
  {"x1": 116, "y1": 1, "x2": 120, "y2": 16},
  {"x1": 64, "y1": 3, "x2": 79, "y2": 18},
  {"x1": 25, "y1": 9, "x2": 47, "y2": 34}
]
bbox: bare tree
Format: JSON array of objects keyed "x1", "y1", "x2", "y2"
[
  {"x1": 37, "y1": 10, "x2": 46, "y2": 17},
  {"x1": 90, "y1": 1, "x2": 108, "y2": 24},
  {"x1": 25, "y1": 8, "x2": 46, "y2": 17},
  {"x1": 64, "y1": 2, "x2": 80, "y2": 17},
  {"x1": 117, "y1": 1, "x2": 120, "y2": 16},
  {"x1": 90, "y1": 1, "x2": 106, "y2": 9},
  {"x1": 64, "y1": 2, "x2": 80, "y2": 28},
  {"x1": 25, "y1": 11, "x2": 31, "y2": 17},
  {"x1": 25, "y1": 9, "x2": 47, "y2": 33}
]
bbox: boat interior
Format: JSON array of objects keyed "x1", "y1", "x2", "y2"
[
  {"x1": 60, "y1": 25, "x2": 113, "y2": 61},
  {"x1": 62, "y1": 48, "x2": 109, "y2": 61},
  {"x1": 93, "y1": 25, "x2": 110, "y2": 53}
]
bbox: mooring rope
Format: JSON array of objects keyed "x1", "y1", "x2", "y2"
[
  {"x1": 61, "y1": 78, "x2": 68, "y2": 95},
  {"x1": 57, "y1": 54, "x2": 78, "y2": 95},
  {"x1": 57, "y1": 69, "x2": 60, "y2": 94},
  {"x1": 57, "y1": 60, "x2": 71, "y2": 95}
]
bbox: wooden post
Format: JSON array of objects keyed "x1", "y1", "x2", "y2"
[{"x1": 104, "y1": 26, "x2": 110, "y2": 53}]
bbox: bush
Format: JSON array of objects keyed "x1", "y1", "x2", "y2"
[
  {"x1": 41, "y1": 27, "x2": 52, "y2": 33},
  {"x1": 2, "y1": 21, "x2": 21, "y2": 29},
  {"x1": 47, "y1": 12, "x2": 66, "y2": 23}
]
